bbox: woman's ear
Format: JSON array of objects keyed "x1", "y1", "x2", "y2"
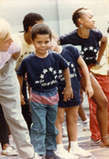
[
  {"x1": 78, "y1": 18, "x2": 82, "y2": 24},
  {"x1": 78, "y1": 18, "x2": 83, "y2": 27}
]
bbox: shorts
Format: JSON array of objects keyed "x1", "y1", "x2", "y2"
[{"x1": 58, "y1": 82, "x2": 81, "y2": 108}]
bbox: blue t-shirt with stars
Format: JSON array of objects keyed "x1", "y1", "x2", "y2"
[
  {"x1": 58, "y1": 45, "x2": 81, "y2": 107},
  {"x1": 59, "y1": 29, "x2": 102, "y2": 65},
  {"x1": 17, "y1": 51, "x2": 68, "y2": 92}
]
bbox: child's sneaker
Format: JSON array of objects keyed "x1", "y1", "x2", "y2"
[
  {"x1": 1, "y1": 145, "x2": 18, "y2": 156},
  {"x1": 90, "y1": 138, "x2": 102, "y2": 146},
  {"x1": 55, "y1": 144, "x2": 78, "y2": 159},
  {"x1": 69, "y1": 145, "x2": 92, "y2": 157},
  {"x1": 46, "y1": 150, "x2": 61, "y2": 159},
  {"x1": 34, "y1": 153, "x2": 45, "y2": 159}
]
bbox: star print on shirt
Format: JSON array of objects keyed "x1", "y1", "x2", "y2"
[
  {"x1": 79, "y1": 46, "x2": 98, "y2": 65},
  {"x1": 59, "y1": 62, "x2": 77, "y2": 82},
  {"x1": 35, "y1": 67, "x2": 58, "y2": 87},
  {"x1": 49, "y1": 67, "x2": 53, "y2": 72},
  {"x1": 43, "y1": 69, "x2": 48, "y2": 74}
]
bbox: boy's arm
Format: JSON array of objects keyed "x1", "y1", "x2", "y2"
[
  {"x1": 97, "y1": 36, "x2": 107, "y2": 64},
  {"x1": 17, "y1": 75, "x2": 25, "y2": 105},
  {"x1": 62, "y1": 67, "x2": 73, "y2": 101},
  {"x1": 77, "y1": 56, "x2": 93, "y2": 98}
]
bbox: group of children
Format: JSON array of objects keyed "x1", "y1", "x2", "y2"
[{"x1": 0, "y1": 7, "x2": 109, "y2": 159}]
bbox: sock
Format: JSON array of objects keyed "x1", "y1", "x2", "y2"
[
  {"x1": 57, "y1": 144, "x2": 64, "y2": 150},
  {"x1": 70, "y1": 141, "x2": 78, "y2": 148}
]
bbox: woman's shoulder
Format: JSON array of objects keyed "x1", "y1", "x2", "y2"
[
  {"x1": 90, "y1": 29, "x2": 102, "y2": 41},
  {"x1": 91, "y1": 29, "x2": 102, "y2": 36}
]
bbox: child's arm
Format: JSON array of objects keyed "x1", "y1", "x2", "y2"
[
  {"x1": 62, "y1": 67, "x2": 73, "y2": 101},
  {"x1": 8, "y1": 42, "x2": 21, "y2": 60},
  {"x1": 77, "y1": 56, "x2": 94, "y2": 98},
  {"x1": 17, "y1": 75, "x2": 25, "y2": 105},
  {"x1": 97, "y1": 35, "x2": 107, "y2": 64}
]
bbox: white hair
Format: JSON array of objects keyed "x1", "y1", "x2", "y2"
[{"x1": 0, "y1": 18, "x2": 11, "y2": 40}]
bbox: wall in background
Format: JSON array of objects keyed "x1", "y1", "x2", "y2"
[{"x1": 0, "y1": 0, "x2": 109, "y2": 35}]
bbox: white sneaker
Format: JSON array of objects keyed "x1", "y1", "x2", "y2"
[
  {"x1": 2, "y1": 145, "x2": 18, "y2": 156},
  {"x1": 34, "y1": 153, "x2": 44, "y2": 159},
  {"x1": 55, "y1": 146, "x2": 78, "y2": 159},
  {"x1": 90, "y1": 139, "x2": 102, "y2": 146},
  {"x1": 69, "y1": 145, "x2": 92, "y2": 157}
]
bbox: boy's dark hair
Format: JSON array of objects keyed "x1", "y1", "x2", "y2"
[
  {"x1": 72, "y1": 7, "x2": 87, "y2": 27},
  {"x1": 31, "y1": 23, "x2": 52, "y2": 40},
  {"x1": 23, "y1": 13, "x2": 44, "y2": 32}
]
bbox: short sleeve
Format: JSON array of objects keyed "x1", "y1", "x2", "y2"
[
  {"x1": 17, "y1": 59, "x2": 26, "y2": 76},
  {"x1": 94, "y1": 29, "x2": 102, "y2": 41},
  {"x1": 63, "y1": 45, "x2": 80, "y2": 62},
  {"x1": 54, "y1": 53, "x2": 68, "y2": 70},
  {"x1": 59, "y1": 33, "x2": 74, "y2": 45}
]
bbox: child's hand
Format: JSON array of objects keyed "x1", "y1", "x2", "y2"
[
  {"x1": 62, "y1": 86, "x2": 73, "y2": 102},
  {"x1": 20, "y1": 94, "x2": 25, "y2": 105},
  {"x1": 85, "y1": 85, "x2": 94, "y2": 98}
]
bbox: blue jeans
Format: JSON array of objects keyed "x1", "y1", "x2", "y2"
[{"x1": 30, "y1": 101, "x2": 58, "y2": 155}]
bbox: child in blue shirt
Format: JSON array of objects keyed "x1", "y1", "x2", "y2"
[
  {"x1": 17, "y1": 23, "x2": 73, "y2": 159},
  {"x1": 55, "y1": 44, "x2": 93, "y2": 158}
]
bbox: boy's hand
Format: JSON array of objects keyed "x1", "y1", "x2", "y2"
[
  {"x1": 20, "y1": 94, "x2": 25, "y2": 105},
  {"x1": 85, "y1": 85, "x2": 94, "y2": 98},
  {"x1": 62, "y1": 86, "x2": 73, "y2": 102}
]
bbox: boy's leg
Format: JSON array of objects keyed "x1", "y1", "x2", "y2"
[
  {"x1": 78, "y1": 104, "x2": 88, "y2": 122},
  {"x1": 0, "y1": 92, "x2": 35, "y2": 159},
  {"x1": 22, "y1": 102, "x2": 32, "y2": 132},
  {"x1": 55, "y1": 107, "x2": 75, "y2": 159},
  {"x1": 45, "y1": 104, "x2": 58, "y2": 151},
  {"x1": 66, "y1": 106, "x2": 92, "y2": 157},
  {"x1": 55, "y1": 107, "x2": 65, "y2": 144},
  {"x1": 66, "y1": 106, "x2": 79, "y2": 150},
  {"x1": 30, "y1": 101, "x2": 47, "y2": 156}
]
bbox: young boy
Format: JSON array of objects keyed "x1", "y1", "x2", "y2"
[
  {"x1": 55, "y1": 44, "x2": 93, "y2": 158},
  {"x1": 17, "y1": 23, "x2": 73, "y2": 159},
  {"x1": 15, "y1": 12, "x2": 44, "y2": 131},
  {"x1": 0, "y1": 18, "x2": 38, "y2": 159}
]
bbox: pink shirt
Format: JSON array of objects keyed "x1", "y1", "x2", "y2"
[{"x1": 0, "y1": 42, "x2": 20, "y2": 69}]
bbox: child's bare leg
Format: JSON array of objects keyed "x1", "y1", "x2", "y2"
[
  {"x1": 90, "y1": 73, "x2": 109, "y2": 145},
  {"x1": 55, "y1": 107, "x2": 65, "y2": 144},
  {"x1": 65, "y1": 106, "x2": 79, "y2": 150},
  {"x1": 78, "y1": 104, "x2": 88, "y2": 121}
]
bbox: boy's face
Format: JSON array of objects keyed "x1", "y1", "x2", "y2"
[
  {"x1": 32, "y1": 34, "x2": 51, "y2": 57},
  {"x1": 0, "y1": 35, "x2": 13, "y2": 52}
]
